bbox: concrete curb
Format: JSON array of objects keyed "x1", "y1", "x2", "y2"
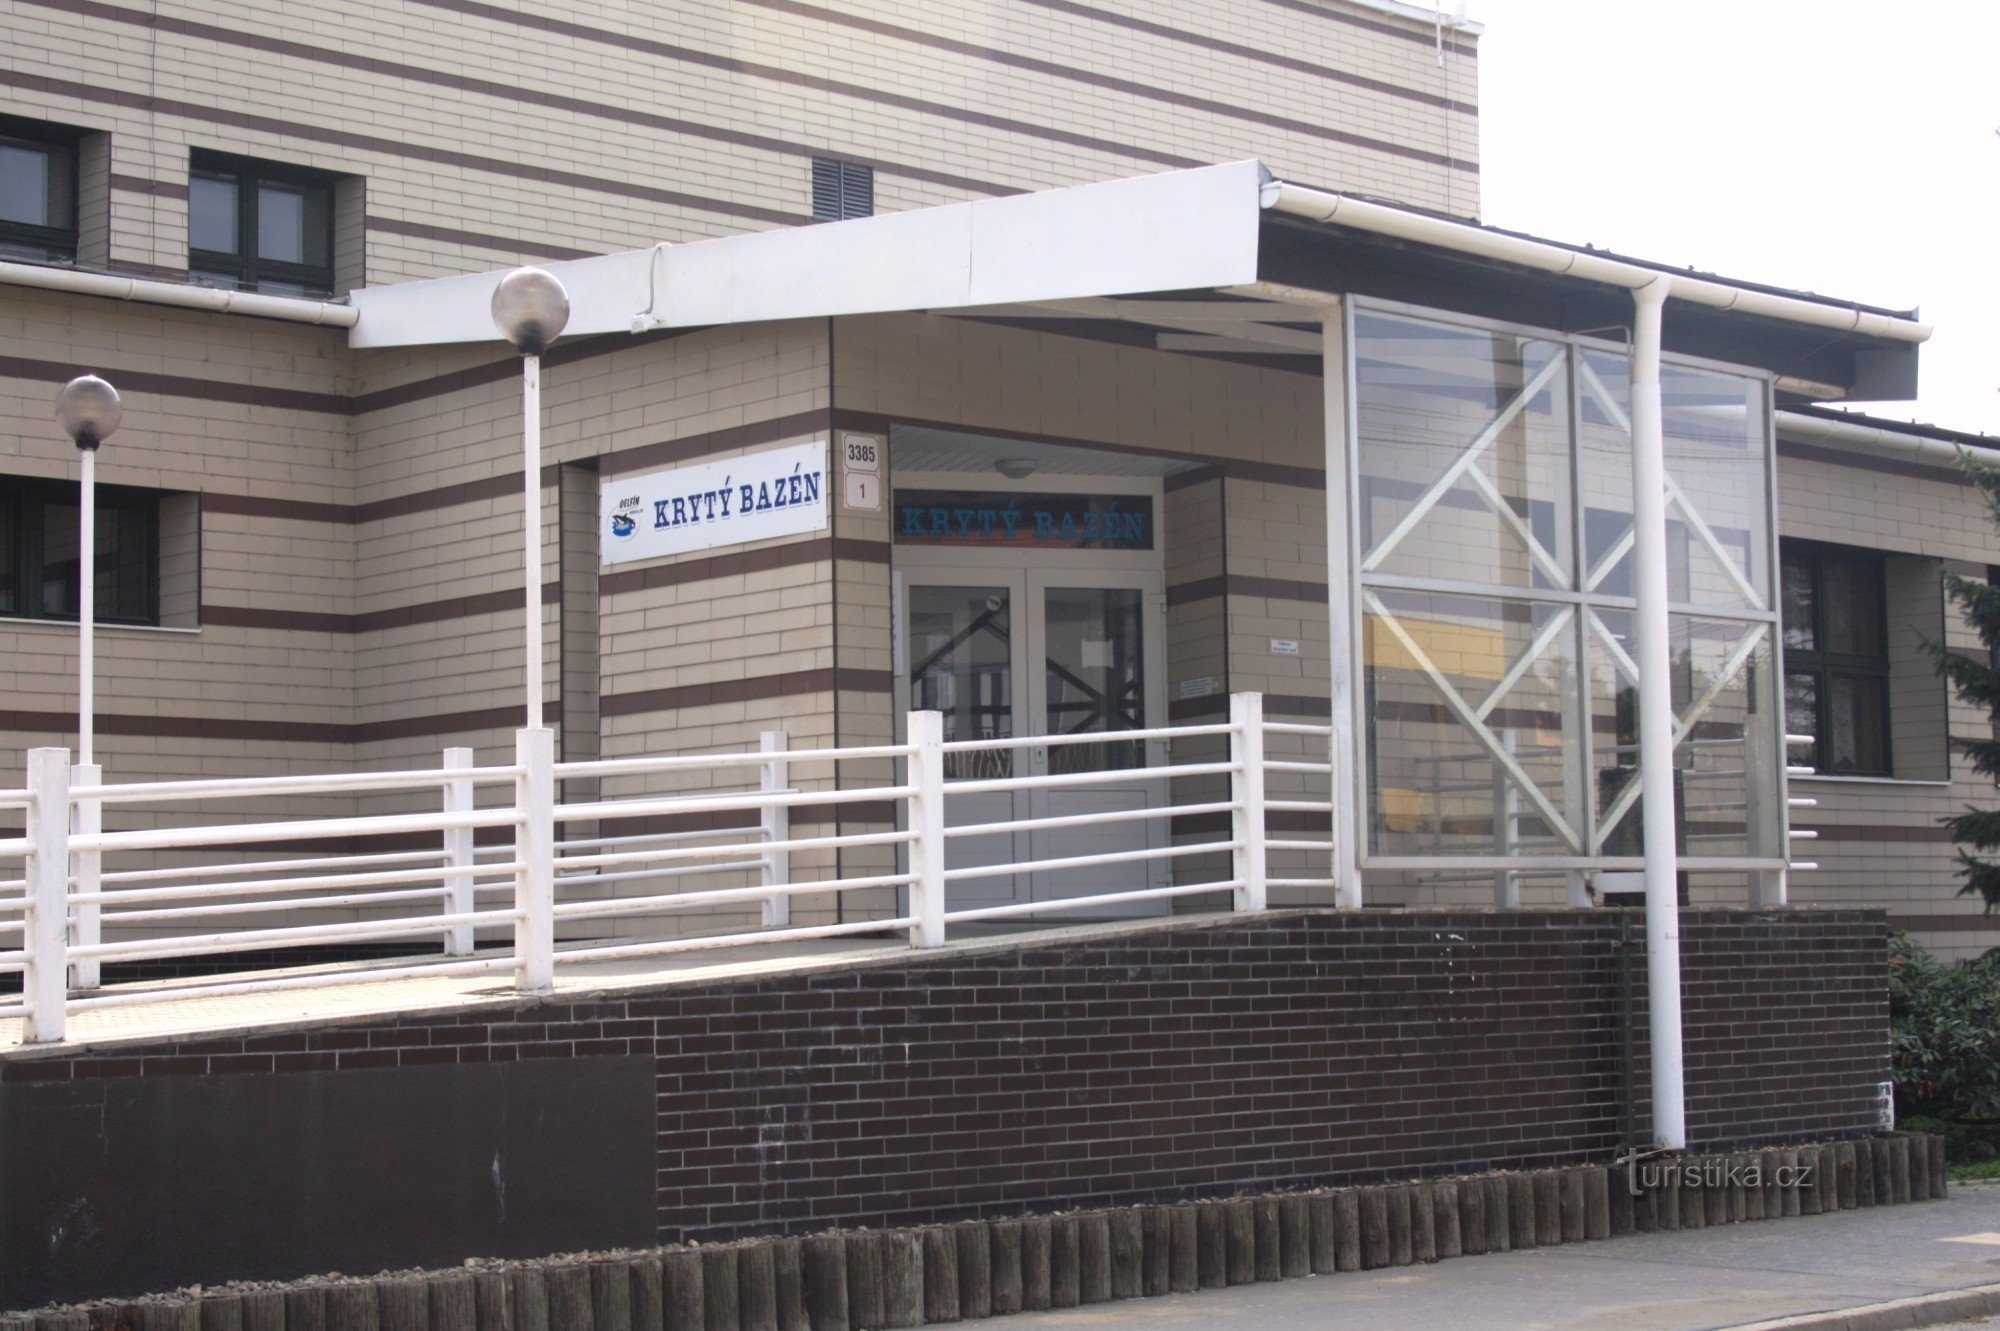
[{"x1": 1726, "y1": 1280, "x2": 2000, "y2": 1331}]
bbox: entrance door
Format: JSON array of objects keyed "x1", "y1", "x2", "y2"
[{"x1": 899, "y1": 565, "x2": 1168, "y2": 916}]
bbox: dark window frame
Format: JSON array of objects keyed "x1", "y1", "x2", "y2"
[
  {"x1": 811, "y1": 157, "x2": 873, "y2": 221},
  {"x1": 188, "y1": 150, "x2": 337, "y2": 297},
  {"x1": 0, "y1": 476, "x2": 162, "y2": 627},
  {"x1": 0, "y1": 115, "x2": 84, "y2": 263},
  {"x1": 1781, "y1": 538, "x2": 1892, "y2": 777}
]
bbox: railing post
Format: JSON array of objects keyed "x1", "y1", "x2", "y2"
[
  {"x1": 1230, "y1": 692, "x2": 1267, "y2": 913},
  {"x1": 514, "y1": 727, "x2": 555, "y2": 992},
  {"x1": 759, "y1": 730, "x2": 790, "y2": 927},
  {"x1": 442, "y1": 746, "x2": 476, "y2": 957},
  {"x1": 69, "y1": 760, "x2": 101, "y2": 989},
  {"x1": 907, "y1": 710, "x2": 946, "y2": 948},
  {"x1": 25, "y1": 748, "x2": 71, "y2": 1043}
]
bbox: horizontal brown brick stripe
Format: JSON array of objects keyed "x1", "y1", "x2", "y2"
[
  {"x1": 1777, "y1": 439, "x2": 1968, "y2": 487},
  {"x1": 1170, "y1": 691, "x2": 1328, "y2": 721},
  {"x1": 1887, "y1": 915, "x2": 2000, "y2": 933},
  {"x1": 1795, "y1": 822, "x2": 1953, "y2": 843},
  {"x1": 0, "y1": 705, "x2": 526, "y2": 744},
  {"x1": 1014, "y1": 0, "x2": 1475, "y2": 113},
  {"x1": 109, "y1": 173, "x2": 187, "y2": 200},
  {"x1": 1167, "y1": 572, "x2": 1329, "y2": 606},
  {"x1": 600, "y1": 536, "x2": 888, "y2": 599},
  {"x1": 0, "y1": 353, "x2": 348, "y2": 414},
  {"x1": 1259, "y1": 0, "x2": 1478, "y2": 57},
  {"x1": 18, "y1": 0, "x2": 1025, "y2": 203},
  {"x1": 199, "y1": 582, "x2": 560, "y2": 635},
  {"x1": 736, "y1": 0, "x2": 1479, "y2": 169},
  {"x1": 0, "y1": 66, "x2": 810, "y2": 230},
  {"x1": 366, "y1": 216, "x2": 600, "y2": 262},
  {"x1": 411, "y1": 0, "x2": 1196, "y2": 174},
  {"x1": 601, "y1": 668, "x2": 894, "y2": 719}
]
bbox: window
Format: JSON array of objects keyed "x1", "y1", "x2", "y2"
[
  {"x1": 811, "y1": 157, "x2": 873, "y2": 221},
  {"x1": 0, "y1": 116, "x2": 81, "y2": 263},
  {"x1": 188, "y1": 152, "x2": 336, "y2": 296},
  {"x1": 1782, "y1": 540, "x2": 1891, "y2": 776},
  {"x1": 0, "y1": 477, "x2": 162, "y2": 626}
]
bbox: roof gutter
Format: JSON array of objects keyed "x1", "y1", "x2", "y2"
[
  {"x1": 1259, "y1": 181, "x2": 1931, "y2": 345},
  {"x1": 0, "y1": 259, "x2": 358, "y2": 328},
  {"x1": 1777, "y1": 409, "x2": 2000, "y2": 471}
]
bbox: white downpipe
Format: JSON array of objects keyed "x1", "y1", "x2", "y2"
[
  {"x1": 0, "y1": 260, "x2": 357, "y2": 326},
  {"x1": 1777, "y1": 410, "x2": 2000, "y2": 470},
  {"x1": 1261, "y1": 182, "x2": 1931, "y2": 345},
  {"x1": 522, "y1": 352, "x2": 544, "y2": 732},
  {"x1": 1631, "y1": 277, "x2": 1687, "y2": 1153}
]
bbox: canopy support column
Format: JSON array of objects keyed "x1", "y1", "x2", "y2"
[{"x1": 1323, "y1": 303, "x2": 1362, "y2": 908}]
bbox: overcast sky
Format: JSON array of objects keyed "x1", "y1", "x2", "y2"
[{"x1": 1465, "y1": 1, "x2": 1998, "y2": 435}]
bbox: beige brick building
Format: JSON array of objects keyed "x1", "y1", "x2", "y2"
[{"x1": 1, "y1": 0, "x2": 1991, "y2": 962}]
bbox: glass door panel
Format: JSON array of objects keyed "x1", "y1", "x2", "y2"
[
  {"x1": 910, "y1": 585, "x2": 1014, "y2": 780},
  {"x1": 1040, "y1": 586, "x2": 1146, "y2": 774},
  {"x1": 906, "y1": 581, "x2": 1024, "y2": 907}
]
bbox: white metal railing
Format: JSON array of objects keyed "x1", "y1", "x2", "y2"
[{"x1": 5, "y1": 694, "x2": 1329, "y2": 1044}]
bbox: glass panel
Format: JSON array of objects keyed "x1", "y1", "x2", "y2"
[
  {"x1": 909, "y1": 585, "x2": 1012, "y2": 780},
  {"x1": 1781, "y1": 549, "x2": 1815, "y2": 650},
  {"x1": 257, "y1": 182, "x2": 306, "y2": 263},
  {"x1": 1586, "y1": 606, "x2": 1641, "y2": 852},
  {"x1": 1354, "y1": 311, "x2": 1573, "y2": 592},
  {"x1": 1591, "y1": 614, "x2": 1779, "y2": 859},
  {"x1": 1579, "y1": 350, "x2": 1633, "y2": 596},
  {"x1": 189, "y1": 174, "x2": 239, "y2": 254},
  {"x1": 97, "y1": 503, "x2": 153, "y2": 621},
  {"x1": 1785, "y1": 672, "x2": 1820, "y2": 771},
  {"x1": 1364, "y1": 588, "x2": 1579, "y2": 857},
  {"x1": 1042, "y1": 587, "x2": 1145, "y2": 774},
  {"x1": 1823, "y1": 553, "x2": 1886, "y2": 656},
  {"x1": 1827, "y1": 674, "x2": 1890, "y2": 775},
  {"x1": 1674, "y1": 617, "x2": 1777, "y2": 859},
  {"x1": 0, "y1": 497, "x2": 16, "y2": 614},
  {"x1": 0, "y1": 142, "x2": 50, "y2": 226},
  {"x1": 1662, "y1": 365, "x2": 1769, "y2": 612},
  {"x1": 38, "y1": 497, "x2": 78, "y2": 617}
]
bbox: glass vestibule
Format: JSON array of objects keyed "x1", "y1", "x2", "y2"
[{"x1": 1350, "y1": 304, "x2": 1784, "y2": 883}]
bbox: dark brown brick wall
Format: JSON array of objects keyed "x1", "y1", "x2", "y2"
[{"x1": 0, "y1": 908, "x2": 1887, "y2": 1246}]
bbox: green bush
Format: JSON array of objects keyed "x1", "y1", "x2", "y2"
[{"x1": 1889, "y1": 933, "x2": 2000, "y2": 1125}]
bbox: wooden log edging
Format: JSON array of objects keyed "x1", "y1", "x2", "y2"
[{"x1": 10, "y1": 1134, "x2": 1947, "y2": 1331}]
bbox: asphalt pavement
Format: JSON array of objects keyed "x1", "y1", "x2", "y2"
[{"x1": 1001, "y1": 1184, "x2": 2000, "y2": 1331}]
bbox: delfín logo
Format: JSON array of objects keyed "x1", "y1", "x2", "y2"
[{"x1": 608, "y1": 494, "x2": 642, "y2": 540}]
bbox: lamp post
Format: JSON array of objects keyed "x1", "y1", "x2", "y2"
[
  {"x1": 54, "y1": 375, "x2": 122, "y2": 765},
  {"x1": 54, "y1": 373, "x2": 121, "y2": 992},
  {"x1": 490, "y1": 268, "x2": 570, "y2": 731}
]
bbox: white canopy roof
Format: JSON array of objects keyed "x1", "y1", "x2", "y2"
[{"x1": 348, "y1": 161, "x2": 1266, "y2": 349}]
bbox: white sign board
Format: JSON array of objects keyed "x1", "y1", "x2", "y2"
[{"x1": 601, "y1": 440, "x2": 828, "y2": 565}]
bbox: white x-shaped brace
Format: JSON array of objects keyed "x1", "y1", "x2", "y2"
[
  {"x1": 1588, "y1": 611, "x2": 1770, "y2": 846},
  {"x1": 1364, "y1": 588, "x2": 1583, "y2": 852},
  {"x1": 1361, "y1": 353, "x2": 1571, "y2": 587},
  {"x1": 1577, "y1": 360, "x2": 1767, "y2": 611}
]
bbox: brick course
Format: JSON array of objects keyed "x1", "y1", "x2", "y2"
[{"x1": 1, "y1": 907, "x2": 1889, "y2": 1244}]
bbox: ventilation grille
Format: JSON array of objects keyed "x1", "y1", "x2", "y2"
[{"x1": 811, "y1": 158, "x2": 873, "y2": 221}]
